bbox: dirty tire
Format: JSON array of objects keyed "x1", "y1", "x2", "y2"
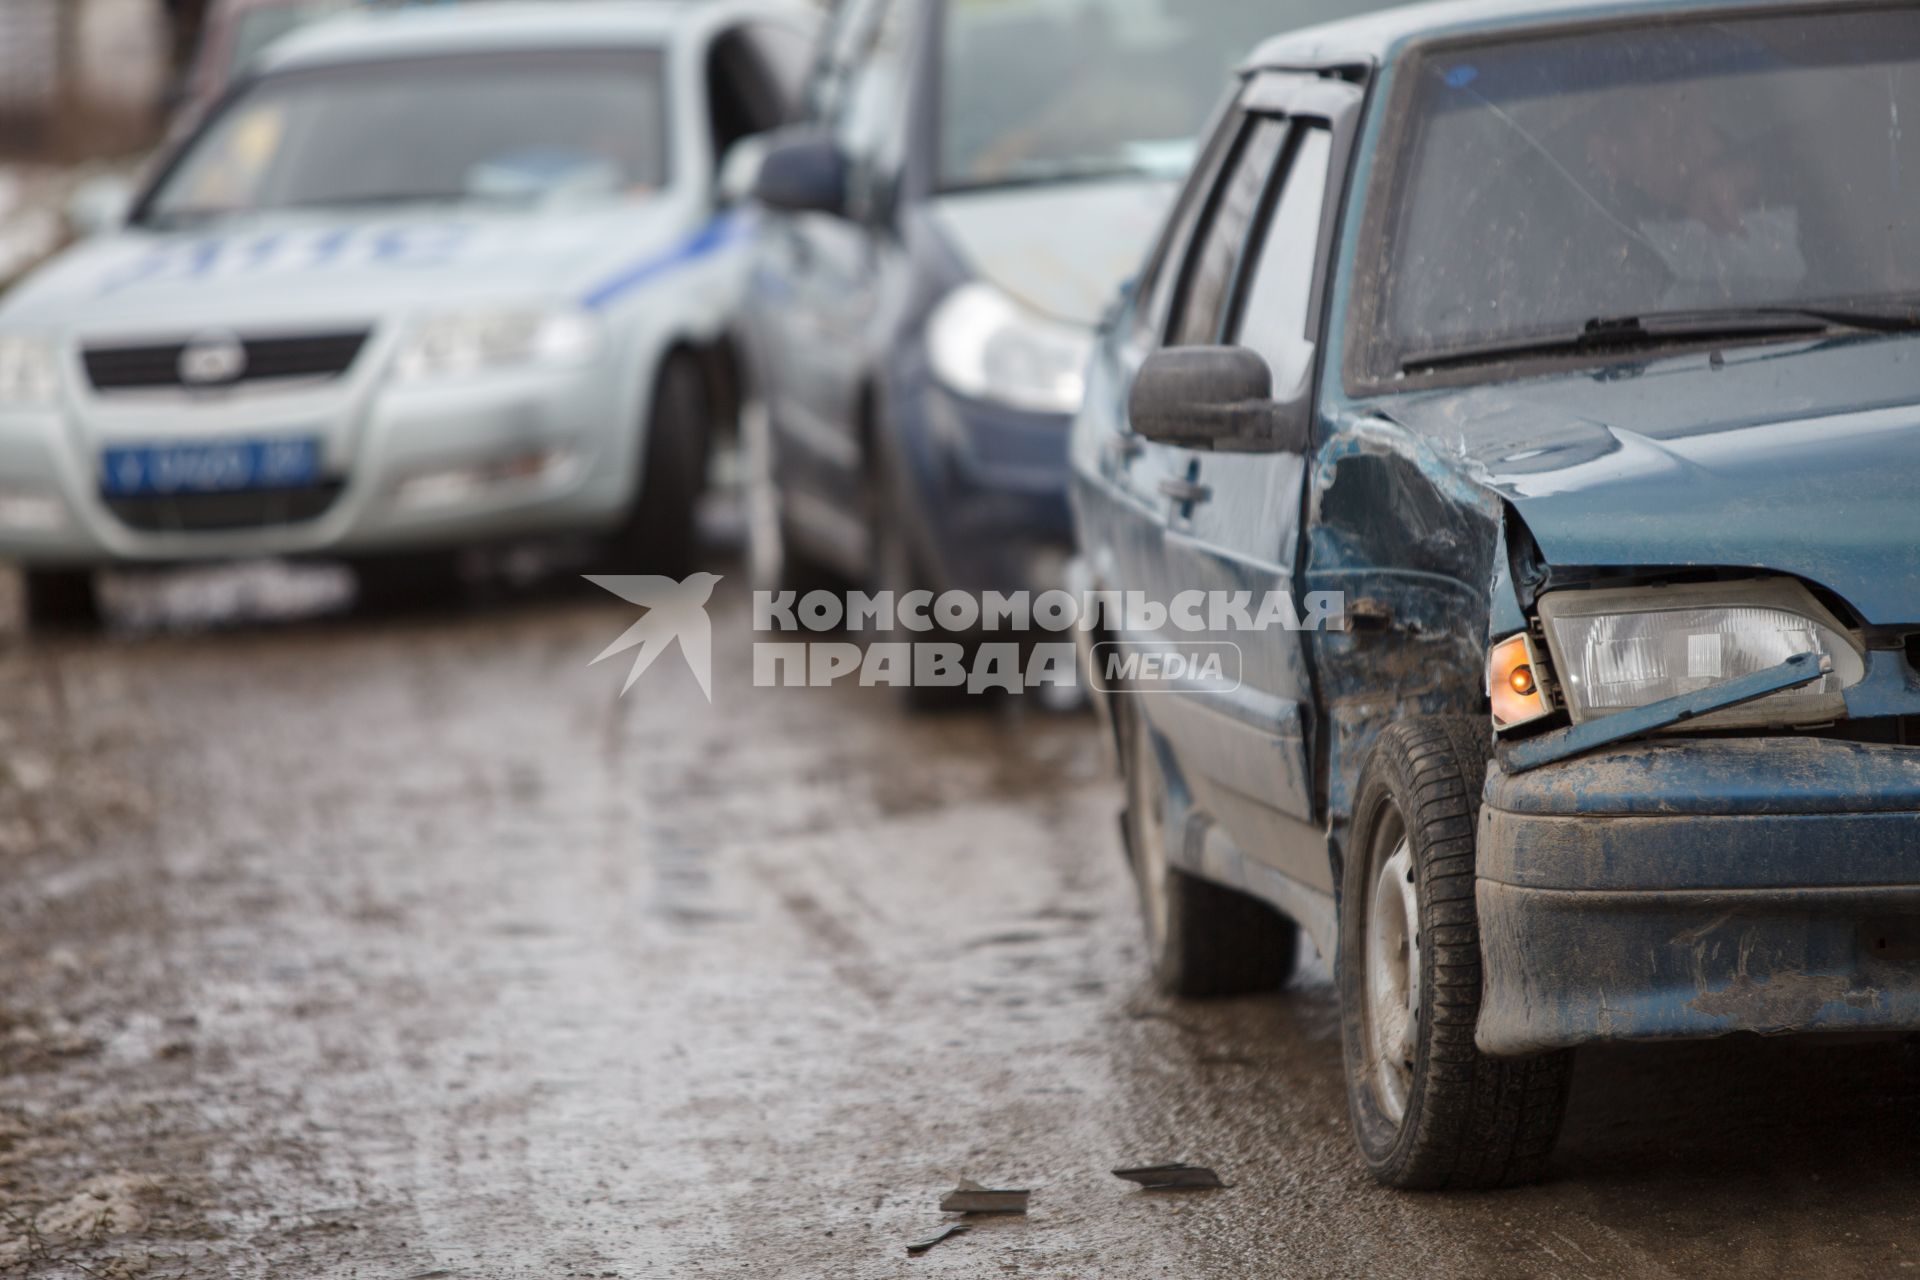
[
  {"x1": 1339, "y1": 716, "x2": 1572, "y2": 1189},
  {"x1": 1121, "y1": 694, "x2": 1299, "y2": 997},
  {"x1": 868, "y1": 468, "x2": 973, "y2": 713},
  {"x1": 601, "y1": 353, "x2": 706, "y2": 580},
  {"x1": 22, "y1": 568, "x2": 101, "y2": 632},
  {"x1": 349, "y1": 552, "x2": 465, "y2": 615}
]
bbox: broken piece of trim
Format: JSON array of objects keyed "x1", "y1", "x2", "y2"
[
  {"x1": 1112, "y1": 1162, "x2": 1227, "y2": 1191},
  {"x1": 906, "y1": 1224, "x2": 969, "y2": 1256},
  {"x1": 1501, "y1": 650, "x2": 1828, "y2": 774},
  {"x1": 939, "y1": 1179, "x2": 1030, "y2": 1215}
]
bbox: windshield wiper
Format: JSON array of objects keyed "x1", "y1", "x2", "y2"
[
  {"x1": 1782, "y1": 301, "x2": 1920, "y2": 331},
  {"x1": 1400, "y1": 304, "x2": 1920, "y2": 373}
]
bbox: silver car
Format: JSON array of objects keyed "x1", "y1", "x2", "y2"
[{"x1": 0, "y1": 0, "x2": 813, "y2": 625}]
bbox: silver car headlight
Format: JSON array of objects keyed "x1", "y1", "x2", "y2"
[
  {"x1": 393, "y1": 308, "x2": 603, "y2": 383},
  {"x1": 926, "y1": 282, "x2": 1093, "y2": 417},
  {"x1": 1537, "y1": 579, "x2": 1865, "y2": 729},
  {"x1": 0, "y1": 334, "x2": 60, "y2": 407}
]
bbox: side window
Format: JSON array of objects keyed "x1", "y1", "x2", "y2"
[
  {"x1": 836, "y1": 0, "x2": 915, "y2": 219},
  {"x1": 707, "y1": 28, "x2": 789, "y2": 158},
  {"x1": 1132, "y1": 109, "x2": 1243, "y2": 340},
  {"x1": 835, "y1": 0, "x2": 911, "y2": 160},
  {"x1": 1230, "y1": 127, "x2": 1333, "y2": 397},
  {"x1": 805, "y1": 0, "x2": 885, "y2": 122},
  {"x1": 743, "y1": 23, "x2": 813, "y2": 123},
  {"x1": 1166, "y1": 116, "x2": 1289, "y2": 348}
]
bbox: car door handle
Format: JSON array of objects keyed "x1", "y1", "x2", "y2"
[{"x1": 1157, "y1": 476, "x2": 1213, "y2": 506}]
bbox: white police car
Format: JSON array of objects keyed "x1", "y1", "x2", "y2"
[{"x1": 0, "y1": 0, "x2": 813, "y2": 624}]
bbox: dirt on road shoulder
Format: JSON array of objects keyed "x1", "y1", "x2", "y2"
[{"x1": 0, "y1": 637, "x2": 210, "y2": 1279}]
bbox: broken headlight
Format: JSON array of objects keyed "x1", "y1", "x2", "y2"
[
  {"x1": 1488, "y1": 631, "x2": 1552, "y2": 730},
  {"x1": 1536, "y1": 579, "x2": 1865, "y2": 729}
]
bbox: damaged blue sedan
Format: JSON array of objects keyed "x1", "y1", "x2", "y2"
[{"x1": 1069, "y1": 0, "x2": 1920, "y2": 1187}]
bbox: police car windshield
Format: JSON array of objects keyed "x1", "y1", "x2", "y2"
[
  {"x1": 938, "y1": 0, "x2": 1354, "y2": 191},
  {"x1": 144, "y1": 49, "x2": 668, "y2": 226}
]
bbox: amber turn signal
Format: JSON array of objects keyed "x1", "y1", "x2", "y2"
[{"x1": 1489, "y1": 633, "x2": 1550, "y2": 730}]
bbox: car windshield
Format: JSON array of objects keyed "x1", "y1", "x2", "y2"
[
  {"x1": 1369, "y1": 6, "x2": 1920, "y2": 376},
  {"x1": 145, "y1": 50, "x2": 668, "y2": 225},
  {"x1": 938, "y1": 0, "x2": 1353, "y2": 190},
  {"x1": 226, "y1": 3, "x2": 353, "y2": 79}
]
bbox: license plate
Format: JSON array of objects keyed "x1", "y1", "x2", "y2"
[{"x1": 100, "y1": 438, "x2": 323, "y2": 498}]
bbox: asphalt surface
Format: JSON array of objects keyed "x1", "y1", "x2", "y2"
[{"x1": 0, "y1": 562, "x2": 1916, "y2": 1278}]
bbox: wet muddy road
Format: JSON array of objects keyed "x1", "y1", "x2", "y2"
[{"x1": 0, "y1": 567, "x2": 1917, "y2": 1278}]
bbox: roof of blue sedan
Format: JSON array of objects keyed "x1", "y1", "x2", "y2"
[
  {"x1": 259, "y1": 0, "x2": 722, "y2": 70},
  {"x1": 1249, "y1": 0, "x2": 1849, "y2": 69}
]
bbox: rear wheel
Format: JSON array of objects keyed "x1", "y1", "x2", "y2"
[
  {"x1": 1120, "y1": 694, "x2": 1299, "y2": 997},
  {"x1": 21, "y1": 569, "x2": 101, "y2": 632},
  {"x1": 599, "y1": 353, "x2": 708, "y2": 579},
  {"x1": 1338, "y1": 716, "x2": 1572, "y2": 1189}
]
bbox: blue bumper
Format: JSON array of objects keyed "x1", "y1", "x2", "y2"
[
  {"x1": 1476, "y1": 738, "x2": 1920, "y2": 1055},
  {"x1": 893, "y1": 367, "x2": 1073, "y2": 598}
]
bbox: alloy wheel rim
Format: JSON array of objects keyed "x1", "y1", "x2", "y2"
[{"x1": 1364, "y1": 831, "x2": 1420, "y2": 1125}]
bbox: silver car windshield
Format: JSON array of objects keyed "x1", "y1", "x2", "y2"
[
  {"x1": 1374, "y1": 6, "x2": 1920, "y2": 373},
  {"x1": 937, "y1": 0, "x2": 1357, "y2": 191},
  {"x1": 145, "y1": 49, "x2": 669, "y2": 226}
]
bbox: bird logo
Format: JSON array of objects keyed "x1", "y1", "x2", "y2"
[{"x1": 586, "y1": 573, "x2": 722, "y2": 700}]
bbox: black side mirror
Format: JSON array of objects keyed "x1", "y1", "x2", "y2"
[
  {"x1": 750, "y1": 128, "x2": 848, "y2": 217},
  {"x1": 1128, "y1": 346, "x2": 1310, "y2": 453}
]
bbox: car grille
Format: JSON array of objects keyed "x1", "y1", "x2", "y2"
[
  {"x1": 82, "y1": 332, "x2": 370, "y2": 391},
  {"x1": 104, "y1": 482, "x2": 345, "y2": 533}
]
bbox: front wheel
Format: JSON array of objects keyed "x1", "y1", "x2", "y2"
[
  {"x1": 21, "y1": 569, "x2": 101, "y2": 632},
  {"x1": 1338, "y1": 717, "x2": 1572, "y2": 1189},
  {"x1": 347, "y1": 551, "x2": 465, "y2": 615},
  {"x1": 866, "y1": 470, "x2": 975, "y2": 713},
  {"x1": 599, "y1": 353, "x2": 708, "y2": 580}
]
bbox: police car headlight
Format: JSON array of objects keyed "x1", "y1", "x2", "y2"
[
  {"x1": 0, "y1": 334, "x2": 60, "y2": 407},
  {"x1": 927, "y1": 283, "x2": 1093, "y2": 417},
  {"x1": 393, "y1": 309, "x2": 603, "y2": 382}
]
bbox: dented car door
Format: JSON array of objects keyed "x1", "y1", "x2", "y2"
[{"x1": 1139, "y1": 104, "x2": 1336, "y2": 897}]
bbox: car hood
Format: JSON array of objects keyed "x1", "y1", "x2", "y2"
[
  {"x1": 1379, "y1": 336, "x2": 1920, "y2": 625},
  {"x1": 928, "y1": 176, "x2": 1178, "y2": 329},
  {"x1": 0, "y1": 199, "x2": 697, "y2": 335}
]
